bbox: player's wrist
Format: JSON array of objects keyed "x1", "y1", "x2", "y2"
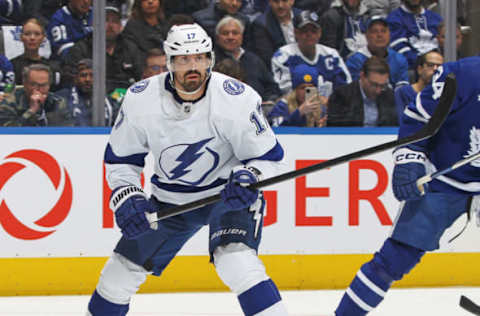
[
  {"x1": 109, "y1": 185, "x2": 146, "y2": 212},
  {"x1": 393, "y1": 147, "x2": 427, "y2": 165}
]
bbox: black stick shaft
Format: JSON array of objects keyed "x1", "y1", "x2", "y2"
[{"x1": 154, "y1": 74, "x2": 456, "y2": 222}]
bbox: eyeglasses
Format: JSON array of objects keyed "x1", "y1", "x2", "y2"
[
  {"x1": 27, "y1": 81, "x2": 50, "y2": 90},
  {"x1": 424, "y1": 62, "x2": 442, "y2": 69},
  {"x1": 147, "y1": 64, "x2": 168, "y2": 72},
  {"x1": 366, "y1": 78, "x2": 388, "y2": 90}
]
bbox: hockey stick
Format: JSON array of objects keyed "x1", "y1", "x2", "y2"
[
  {"x1": 417, "y1": 151, "x2": 480, "y2": 194},
  {"x1": 147, "y1": 73, "x2": 456, "y2": 224},
  {"x1": 460, "y1": 295, "x2": 480, "y2": 315}
]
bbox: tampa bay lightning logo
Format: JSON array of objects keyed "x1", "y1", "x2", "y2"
[
  {"x1": 223, "y1": 79, "x2": 245, "y2": 95},
  {"x1": 159, "y1": 137, "x2": 219, "y2": 185},
  {"x1": 130, "y1": 80, "x2": 149, "y2": 93}
]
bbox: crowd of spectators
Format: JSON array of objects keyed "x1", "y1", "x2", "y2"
[{"x1": 0, "y1": 0, "x2": 471, "y2": 127}]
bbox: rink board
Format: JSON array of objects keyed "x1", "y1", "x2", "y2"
[{"x1": 0, "y1": 128, "x2": 479, "y2": 295}]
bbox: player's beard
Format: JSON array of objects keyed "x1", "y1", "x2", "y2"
[{"x1": 179, "y1": 70, "x2": 205, "y2": 92}]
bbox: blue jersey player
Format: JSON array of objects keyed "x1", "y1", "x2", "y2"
[
  {"x1": 87, "y1": 23, "x2": 288, "y2": 316},
  {"x1": 335, "y1": 56, "x2": 480, "y2": 315}
]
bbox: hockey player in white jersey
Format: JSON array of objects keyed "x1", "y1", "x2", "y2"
[{"x1": 87, "y1": 23, "x2": 288, "y2": 316}]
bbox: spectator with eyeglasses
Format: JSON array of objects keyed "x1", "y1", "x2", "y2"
[
  {"x1": 327, "y1": 56, "x2": 398, "y2": 126},
  {"x1": 0, "y1": 63, "x2": 72, "y2": 126},
  {"x1": 394, "y1": 49, "x2": 443, "y2": 118}
]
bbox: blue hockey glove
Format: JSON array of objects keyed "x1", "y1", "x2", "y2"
[
  {"x1": 110, "y1": 186, "x2": 154, "y2": 239},
  {"x1": 392, "y1": 148, "x2": 427, "y2": 201},
  {"x1": 220, "y1": 166, "x2": 260, "y2": 210}
]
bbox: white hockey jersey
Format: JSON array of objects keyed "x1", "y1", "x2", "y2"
[{"x1": 105, "y1": 72, "x2": 285, "y2": 205}]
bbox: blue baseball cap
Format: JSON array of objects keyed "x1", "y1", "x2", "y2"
[
  {"x1": 366, "y1": 15, "x2": 388, "y2": 30},
  {"x1": 291, "y1": 64, "x2": 318, "y2": 89}
]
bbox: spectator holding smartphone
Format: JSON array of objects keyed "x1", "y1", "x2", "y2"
[{"x1": 268, "y1": 63, "x2": 327, "y2": 127}]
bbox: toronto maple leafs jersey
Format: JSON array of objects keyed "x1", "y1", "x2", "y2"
[
  {"x1": 0, "y1": 54, "x2": 14, "y2": 92},
  {"x1": 47, "y1": 6, "x2": 93, "y2": 59},
  {"x1": 399, "y1": 56, "x2": 480, "y2": 194},
  {"x1": 0, "y1": 0, "x2": 22, "y2": 24},
  {"x1": 387, "y1": 5, "x2": 442, "y2": 68},
  {"x1": 105, "y1": 72, "x2": 285, "y2": 205},
  {"x1": 271, "y1": 43, "x2": 352, "y2": 94}
]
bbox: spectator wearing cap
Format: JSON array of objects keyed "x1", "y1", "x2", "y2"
[
  {"x1": 56, "y1": 59, "x2": 121, "y2": 126},
  {"x1": 320, "y1": 0, "x2": 370, "y2": 59},
  {"x1": 251, "y1": 0, "x2": 302, "y2": 67},
  {"x1": 327, "y1": 56, "x2": 397, "y2": 126},
  {"x1": 47, "y1": 0, "x2": 93, "y2": 60},
  {"x1": 272, "y1": 10, "x2": 351, "y2": 95},
  {"x1": 215, "y1": 15, "x2": 281, "y2": 105},
  {"x1": 268, "y1": 63, "x2": 327, "y2": 127},
  {"x1": 346, "y1": 15, "x2": 409, "y2": 89},
  {"x1": 63, "y1": 4, "x2": 144, "y2": 93},
  {"x1": 387, "y1": 0, "x2": 443, "y2": 69}
]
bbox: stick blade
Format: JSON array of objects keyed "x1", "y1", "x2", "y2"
[{"x1": 460, "y1": 295, "x2": 480, "y2": 315}]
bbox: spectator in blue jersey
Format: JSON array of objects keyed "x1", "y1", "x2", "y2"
[
  {"x1": 0, "y1": 53, "x2": 15, "y2": 94},
  {"x1": 64, "y1": 5, "x2": 144, "y2": 93},
  {"x1": 47, "y1": 0, "x2": 93, "y2": 60},
  {"x1": 215, "y1": 16, "x2": 281, "y2": 105},
  {"x1": 327, "y1": 56, "x2": 397, "y2": 126},
  {"x1": 320, "y1": 0, "x2": 370, "y2": 59},
  {"x1": 0, "y1": 63, "x2": 72, "y2": 126},
  {"x1": 57, "y1": 59, "x2": 121, "y2": 126},
  {"x1": 335, "y1": 55, "x2": 480, "y2": 316},
  {"x1": 272, "y1": 10, "x2": 352, "y2": 95},
  {"x1": 0, "y1": 0, "x2": 22, "y2": 24},
  {"x1": 251, "y1": 0, "x2": 301, "y2": 68},
  {"x1": 268, "y1": 63, "x2": 327, "y2": 127},
  {"x1": 346, "y1": 15, "x2": 409, "y2": 90},
  {"x1": 387, "y1": 0, "x2": 443, "y2": 69},
  {"x1": 394, "y1": 49, "x2": 443, "y2": 118},
  {"x1": 193, "y1": 0, "x2": 253, "y2": 51},
  {"x1": 10, "y1": 18, "x2": 63, "y2": 91},
  {"x1": 122, "y1": 0, "x2": 168, "y2": 56}
]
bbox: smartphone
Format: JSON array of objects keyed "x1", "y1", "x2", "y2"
[
  {"x1": 305, "y1": 86, "x2": 326, "y2": 120},
  {"x1": 304, "y1": 86, "x2": 318, "y2": 100}
]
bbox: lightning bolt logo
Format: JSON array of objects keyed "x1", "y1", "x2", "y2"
[{"x1": 169, "y1": 137, "x2": 214, "y2": 180}]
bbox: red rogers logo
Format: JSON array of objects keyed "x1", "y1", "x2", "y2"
[{"x1": 0, "y1": 149, "x2": 72, "y2": 240}]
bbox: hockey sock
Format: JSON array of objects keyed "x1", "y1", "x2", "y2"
[
  {"x1": 335, "y1": 238, "x2": 424, "y2": 316},
  {"x1": 237, "y1": 279, "x2": 282, "y2": 315},
  {"x1": 88, "y1": 290, "x2": 129, "y2": 316}
]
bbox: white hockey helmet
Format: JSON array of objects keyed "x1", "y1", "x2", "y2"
[{"x1": 164, "y1": 23, "x2": 215, "y2": 72}]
